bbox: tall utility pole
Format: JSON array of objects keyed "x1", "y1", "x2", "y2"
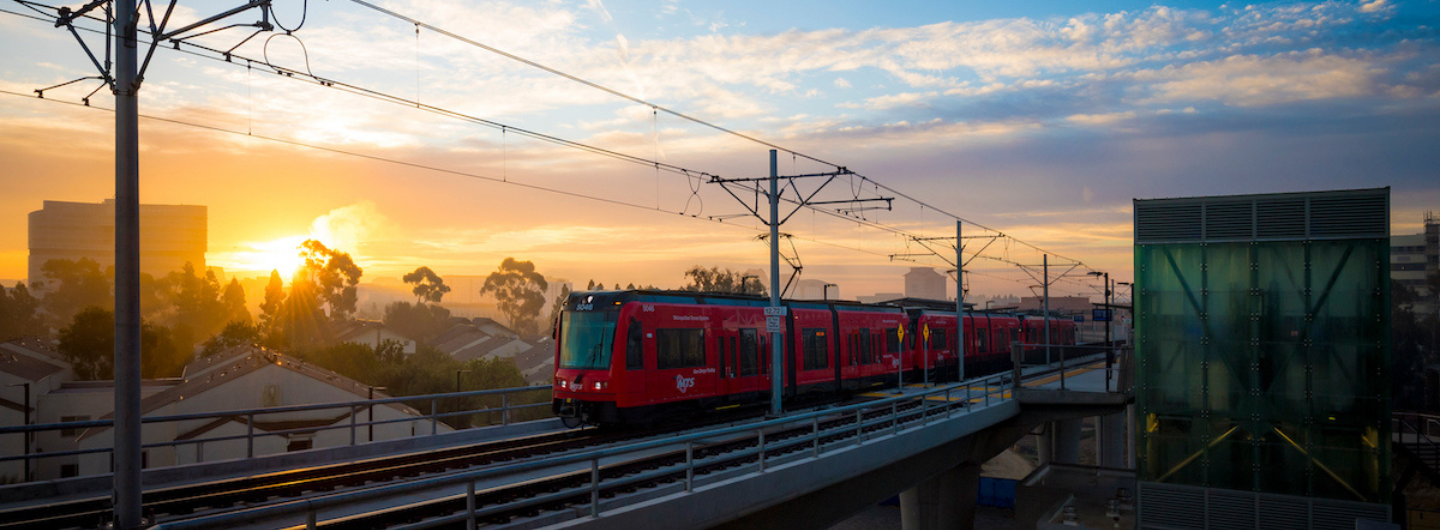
[
  {"x1": 956, "y1": 220, "x2": 964, "y2": 383},
  {"x1": 36, "y1": 2, "x2": 285, "y2": 527},
  {"x1": 1104, "y1": 274, "x2": 1112, "y2": 347},
  {"x1": 768, "y1": 150, "x2": 783, "y2": 417},
  {"x1": 112, "y1": 1, "x2": 143, "y2": 526},
  {"x1": 1043, "y1": 254, "x2": 1050, "y2": 363},
  {"x1": 710, "y1": 152, "x2": 887, "y2": 418}
]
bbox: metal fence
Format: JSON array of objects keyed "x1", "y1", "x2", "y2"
[
  {"x1": 1011, "y1": 341, "x2": 1132, "y2": 393},
  {"x1": 153, "y1": 370, "x2": 1021, "y2": 530},
  {"x1": 0, "y1": 385, "x2": 553, "y2": 480}
]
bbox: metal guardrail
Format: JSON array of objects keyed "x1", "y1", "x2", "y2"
[
  {"x1": 152, "y1": 370, "x2": 1024, "y2": 530},
  {"x1": 0, "y1": 385, "x2": 553, "y2": 472},
  {"x1": 1010, "y1": 341, "x2": 1132, "y2": 393}
]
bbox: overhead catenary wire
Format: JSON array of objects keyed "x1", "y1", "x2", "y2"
[
  {"x1": 339, "y1": 0, "x2": 1091, "y2": 268},
  {"x1": 3, "y1": 2, "x2": 1101, "y2": 287},
  {"x1": 6, "y1": 1, "x2": 718, "y2": 185},
  {"x1": 13, "y1": 1, "x2": 986, "y2": 259},
  {"x1": 0, "y1": 86, "x2": 892, "y2": 263},
  {"x1": 10, "y1": 1, "x2": 1081, "y2": 271}
]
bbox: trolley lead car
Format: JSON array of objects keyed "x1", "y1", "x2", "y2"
[{"x1": 552, "y1": 290, "x2": 1075, "y2": 426}]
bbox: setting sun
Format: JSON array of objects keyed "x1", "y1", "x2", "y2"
[{"x1": 224, "y1": 235, "x2": 309, "y2": 280}]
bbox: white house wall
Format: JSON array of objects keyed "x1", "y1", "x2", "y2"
[{"x1": 73, "y1": 363, "x2": 446, "y2": 477}]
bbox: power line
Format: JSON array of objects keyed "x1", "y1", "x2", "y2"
[
  {"x1": 344, "y1": 0, "x2": 841, "y2": 172},
  {"x1": 339, "y1": 0, "x2": 1092, "y2": 266},
  {"x1": 0, "y1": 86, "x2": 898, "y2": 266},
  {"x1": 9, "y1": 1, "x2": 1088, "y2": 271},
  {"x1": 3, "y1": 3, "x2": 1099, "y2": 284},
  {"x1": 46, "y1": 2, "x2": 1065, "y2": 269},
  {"x1": 6, "y1": 1, "x2": 718, "y2": 186}
]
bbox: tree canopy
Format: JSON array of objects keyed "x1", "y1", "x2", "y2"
[
  {"x1": 0, "y1": 282, "x2": 46, "y2": 341},
  {"x1": 403, "y1": 266, "x2": 451, "y2": 304},
  {"x1": 680, "y1": 266, "x2": 767, "y2": 296},
  {"x1": 222, "y1": 278, "x2": 250, "y2": 325},
  {"x1": 296, "y1": 240, "x2": 364, "y2": 321},
  {"x1": 480, "y1": 258, "x2": 549, "y2": 338},
  {"x1": 383, "y1": 301, "x2": 453, "y2": 344},
  {"x1": 546, "y1": 283, "x2": 572, "y2": 332},
  {"x1": 201, "y1": 320, "x2": 262, "y2": 357},
  {"x1": 39, "y1": 258, "x2": 111, "y2": 327},
  {"x1": 56, "y1": 307, "x2": 186, "y2": 380}
]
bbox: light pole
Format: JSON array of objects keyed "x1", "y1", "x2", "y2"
[
  {"x1": 456, "y1": 369, "x2": 472, "y2": 393},
  {"x1": 367, "y1": 386, "x2": 387, "y2": 442},
  {"x1": 1089, "y1": 271, "x2": 1114, "y2": 389},
  {"x1": 7, "y1": 383, "x2": 30, "y2": 482},
  {"x1": 1088, "y1": 271, "x2": 1112, "y2": 347},
  {"x1": 823, "y1": 283, "x2": 837, "y2": 301},
  {"x1": 741, "y1": 274, "x2": 759, "y2": 296}
]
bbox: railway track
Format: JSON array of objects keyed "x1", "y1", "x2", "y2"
[
  {"x1": 0, "y1": 374, "x2": 1017, "y2": 529},
  {"x1": 0, "y1": 409, "x2": 780, "y2": 530},
  {"x1": 279, "y1": 398, "x2": 941, "y2": 530}
]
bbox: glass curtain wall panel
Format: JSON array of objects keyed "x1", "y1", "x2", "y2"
[{"x1": 1134, "y1": 188, "x2": 1391, "y2": 504}]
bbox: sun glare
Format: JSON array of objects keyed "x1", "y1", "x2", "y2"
[{"x1": 243, "y1": 235, "x2": 309, "y2": 280}]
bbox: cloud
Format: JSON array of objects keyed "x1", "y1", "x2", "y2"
[
  {"x1": 1131, "y1": 50, "x2": 1381, "y2": 106},
  {"x1": 1066, "y1": 111, "x2": 1136, "y2": 125},
  {"x1": 1358, "y1": 0, "x2": 1393, "y2": 14},
  {"x1": 585, "y1": 0, "x2": 614, "y2": 23},
  {"x1": 310, "y1": 201, "x2": 392, "y2": 253}
]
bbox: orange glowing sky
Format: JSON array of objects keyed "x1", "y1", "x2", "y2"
[{"x1": 2, "y1": 0, "x2": 1438, "y2": 299}]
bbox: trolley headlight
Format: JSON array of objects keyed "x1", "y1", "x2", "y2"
[{"x1": 593, "y1": 381, "x2": 607, "y2": 390}]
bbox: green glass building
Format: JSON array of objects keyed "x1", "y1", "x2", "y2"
[{"x1": 1134, "y1": 189, "x2": 1391, "y2": 529}]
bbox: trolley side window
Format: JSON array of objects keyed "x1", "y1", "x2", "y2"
[
  {"x1": 929, "y1": 328, "x2": 947, "y2": 351},
  {"x1": 656, "y1": 328, "x2": 706, "y2": 369},
  {"x1": 885, "y1": 327, "x2": 901, "y2": 353},
  {"x1": 760, "y1": 335, "x2": 769, "y2": 374},
  {"x1": 625, "y1": 318, "x2": 644, "y2": 370},
  {"x1": 739, "y1": 329, "x2": 759, "y2": 376},
  {"x1": 840, "y1": 332, "x2": 852, "y2": 365},
  {"x1": 802, "y1": 328, "x2": 828, "y2": 370},
  {"x1": 859, "y1": 328, "x2": 873, "y2": 364}
]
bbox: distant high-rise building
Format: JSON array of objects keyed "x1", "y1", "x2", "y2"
[
  {"x1": 27, "y1": 199, "x2": 206, "y2": 287},
  {"x1": 1393, "y1": 233, "x2": 1428, "y2": 292},
  {"x1": 791, "y1": 279, "x2": 838, "y2": 300},
  {"x1": 856, "y1": 292, "x2": 904, "y2": 304},
  {"x1": 1393, "y1": 211, "x2": 1439, "y2": 314},
  {"x1": 903, "y1": 267, "x2": 946, "y2": 300}
]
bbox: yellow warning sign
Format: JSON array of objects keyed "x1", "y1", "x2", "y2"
[
  {"x1": 922, "y1": 323, "x2": 931, "y2": 341},
  {"x1": 896, "y1": 325, "x2": 905, "y2": 343}
]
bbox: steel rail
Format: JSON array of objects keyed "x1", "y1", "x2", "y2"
[{"x1": 153, "y1": 372, "x2": 1017, "y2": 530}]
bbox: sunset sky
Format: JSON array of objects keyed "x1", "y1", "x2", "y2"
[{"x1": 2, "y1": 0, "x2": 1438, "y2": 300}]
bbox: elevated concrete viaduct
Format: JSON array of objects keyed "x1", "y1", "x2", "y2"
[{"x1": 562, "y1": 366, "x2": 1130, "y2": 530}]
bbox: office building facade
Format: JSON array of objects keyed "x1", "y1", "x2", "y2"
[{"x1": 27, "y1": 200, "x2": 206, "y2": 287}]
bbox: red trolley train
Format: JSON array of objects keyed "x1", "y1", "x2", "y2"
[{"x1": 552, "y1": 290, "x2": 1076, "y2": 426}]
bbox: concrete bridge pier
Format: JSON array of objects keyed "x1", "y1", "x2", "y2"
[
  {"x1": 1052, "y1": 418, "x2": 1083, "y2": 465},
  {"x1": 1037, "y1": 423, "x2": 1054, "y2": 466},
  {"x1": 1097, "y1": 412, "x2": 1125, "y2": 468},
  {"x1": 899, "y1": 462, "x2": 981, "y2": 530}
]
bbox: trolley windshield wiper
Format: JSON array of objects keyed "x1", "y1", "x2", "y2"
[{"x1": 584, "y1": 341, "x2": 604, "y2": 368}]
